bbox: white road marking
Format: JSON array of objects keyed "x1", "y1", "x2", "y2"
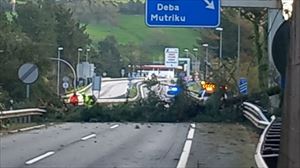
[
  {"x1": 81, "y1": 134, "x2": 96, "y2": 141},
  {"x1": 187, "y1": 128, "x2": 195, "y2": 140},
  {"x1": 177, "y1": 123, "x2": 196, "y2": 168},
  {"x1": 190, "y1": 123, "x2": 196, "y2": 128},
  {"x1": 110, "y1": 124, "x2": 119, "y2": 129},
  {"x1": 176, "y1": 140, "x2": 193, "y2": 168},
  {"x1": 25, "y1": 151, "x2": 55, "y2": 165}
]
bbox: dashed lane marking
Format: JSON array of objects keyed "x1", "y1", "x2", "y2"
[
  {"x1": 110, "y1": 124, "x2": 120, "y2": 129},
  {"x1": 81, "y1": 134, "x2": 96, "y2": 141},
  {"x1": 25, "y1": 151, "x2": 55, "y2": 165}
]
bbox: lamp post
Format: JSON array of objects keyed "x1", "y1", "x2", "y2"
[
  {"x1": 128, "y1": 64, "x2": 131, "y2": 78},
  {"x1": 11, "y1": 0, "x2": 16, "y2": 13},
  {"x1": 57, "y1": 47, "x2": 63, "y2": 96},
  {"x1": 185, "y1": 48, "x2": 200, "y2": 74},
  {"x1": 202, "y1": 44, "x2": 209, "y2": 80},
  {"x1": 237, "y1": 9, "x2": 241, "y2": 90},
  {"x1": 77, "y1": 47, "x2": 83, "y2": 65},
  {"x1": 50, "y1": 57, "x2": 77, "y2": 91},
  {"x1": 193, "y1": 48, "x2": 199, "y2": 72},
  {"x1": 216, "y1": 27, "x2": 223, "y2": 68},
  {"x1": 86, "y1": 48, "x2": 90, "y2": 62},
  {"x1": 184, "y1": 49, "x2": 189, "y2": 57},
  {"x1": 185, "y1": 48, "x2": 194, "y2": 72},
  {"x1": 192, "y1": 48, "x2": 198, "y2": 56}
]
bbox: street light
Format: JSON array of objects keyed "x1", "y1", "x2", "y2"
[
  {"x1": 57, "y1": 47, "x2": 63, "y2": 96},
  {"x1": 128, "y1": 64, "x2": 131, "y2": 77},
  {"x1": 192, "y1": 48, "x2": 199, "y2": 73},
  {"x1": 86, "y1": 48, "x2": 90, "y2": 62},
  {"x1": 77, "y1": 47, "x2": 83, "y2": 65},
  {"x1": 184, "y1": 49, "x2": 189, "y2": 57},
  {"x1": 192, "y1": 48, "x2": 199, "y2": 60},
  {"x1": 50, "y1": 57, "x2": 77, "y2": 91},
  {"x1": 237, "y1": 9, "x2": 241, "y2": 90},
  {"x1": 202, "y1": 44, "x2": 209, "y2": 80},
  {"x1": 216, "y1": 27, "x2": 223, "y2": 67},
  {"x1": 185, "y1": 48, "x2": 200, "y2": 73}
]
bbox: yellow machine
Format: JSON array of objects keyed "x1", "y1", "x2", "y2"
[{"x1": 200, "y1": 81, "x2": 216, "y2": 93}]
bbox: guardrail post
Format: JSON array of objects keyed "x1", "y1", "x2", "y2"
[
  {"x1": 18, "y1": 117, "x2": 22, "y2": 123},
  {"x1": 28, "y1": 116, "x2": 31, "y2": 123},
  {"x1": 23, "y1": 116, "x2": 27, "y2": 123}
]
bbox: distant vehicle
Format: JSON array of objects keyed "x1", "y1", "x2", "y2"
[
  {"x1": 198, "y1": 90, "x2": 213, "y2": 102},
  {"x1": 160, "y1": 85, "x2": 178, "y2": 103},
  {"x1": 145, "y1": 73, "x2": 158, "y2": 81},
  {"x1": 198, "y1": 90, "x2": 228, "y2": 103}
]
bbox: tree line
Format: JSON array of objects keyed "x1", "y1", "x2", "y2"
[
  {"x1": 0, "y1": 0, "x2": 89, "y2": 107},
  {"x1": 0, "y1": 0, "x2": 151, "y2": 108},
  {"x1": 0, "y1": 0, "x2": 274, "y2": 109}
]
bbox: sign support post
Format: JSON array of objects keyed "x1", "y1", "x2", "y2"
[{"x1": 26, "y1": 85, "x2": 30, "y2": 99}]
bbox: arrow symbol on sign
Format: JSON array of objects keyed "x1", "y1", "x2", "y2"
[{"x1": 203, "y1": 0, "x2": 215, "y2": 10}]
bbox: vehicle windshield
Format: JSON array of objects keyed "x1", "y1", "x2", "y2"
[{"x1": 204, "y1": 91, "x2": 212, "y2": 97}]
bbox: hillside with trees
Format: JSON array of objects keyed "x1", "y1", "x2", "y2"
[{"x1": 0, "y1": 0, "x2": 271, "y2": 108}]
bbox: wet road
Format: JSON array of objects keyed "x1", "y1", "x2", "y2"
[
  {"x1": 186, "y1": 123, "x2": 258, "y2": 168},
  {"x1": 0, "y1": 123, "x2": 258, "y2": 168},
  {"x1": 0, "y1": 123, "x2": 189, "y2": 168}
]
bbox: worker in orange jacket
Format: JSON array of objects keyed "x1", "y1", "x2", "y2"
[{"x1": 70, "y1": 92, "x2": 79, "y2": 106}]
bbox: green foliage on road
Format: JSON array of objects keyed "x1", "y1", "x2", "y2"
[
  {"x1": 58, "y1": 79, "x2": 243, "y2": 123},
  {"x1": 128, "y1": 85, "x2": 138, "y2": 98}
]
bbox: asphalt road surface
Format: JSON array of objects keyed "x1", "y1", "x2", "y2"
[
  {"x1": 99, "y1": 79, "x2": 141, "y2": 99},
  {"x1": 0, "y1": 123, "x2": 189, "y2": 168},
  {"x1": 186, "y1": 123, "x2": 258, "y2": 168}
]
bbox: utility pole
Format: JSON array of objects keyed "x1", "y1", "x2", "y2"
[
  {"x1": 278, "y1": 0, "x2": 300, "y2": 167},
  {"x1": 236, "y1": 8, "x2": 241, "y2": 92},
  {"x1": 11, "y1": 0, "x2": 16, "y2": 13},
  {"x1": 57, "y1": 47, "x2": 63, "y2": 96}
]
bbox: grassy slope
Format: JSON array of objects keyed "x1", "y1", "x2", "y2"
[{"x1": 86, "y1": 14, "x2": 199, "y2": 57}]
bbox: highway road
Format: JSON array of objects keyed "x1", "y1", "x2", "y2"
[
  {"x1": 100, "y1": 80, "x2": 129, "y2": 98},
  {"x1": 97, "y1": 79, "x2": 141, "y2": 99},
  {"x1": 0, "y1": 123, "x2": 189, "y2": 168}
]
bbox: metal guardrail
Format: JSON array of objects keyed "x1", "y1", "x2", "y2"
[
  {"x1": 63, "y1": 83, "x2": 93, "y2": 98},
  {"x1": 242, "y1": 102, "x2": 270, "y2": 129},
  {"x1": 102, "y1": 77, "x2": 144, "y2": 82},
  {"x1": 127, "y1": 82, "x2": 144, "y2": 102},
  {"x1": 139, "y1": 83, "x2": 147, "y2": 99},
  {"x1": 242, "y1": 102, "x2": 282, "y2": 168},
  {"x1": 0, "y1": 108, "x2": 46, "y2": 120},
  {"x1": 255, "y1": 116, "x2": 281, "y2": 168},
  {"x1": 64, "y1": 78, "x2": 144, "y2": 99}
]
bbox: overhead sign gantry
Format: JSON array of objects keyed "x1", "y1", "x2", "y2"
[{"x1": 146, "y1": 0, "x2": 220, "y2": 27}]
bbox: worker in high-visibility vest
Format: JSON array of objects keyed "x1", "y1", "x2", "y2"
[{"x1": 82, "y1": 94, "x2": 96, "y2": 107}]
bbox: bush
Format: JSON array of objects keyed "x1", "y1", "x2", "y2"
[{"x1": 195, "y1": 90, "x2": 243, "y2": 122}]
